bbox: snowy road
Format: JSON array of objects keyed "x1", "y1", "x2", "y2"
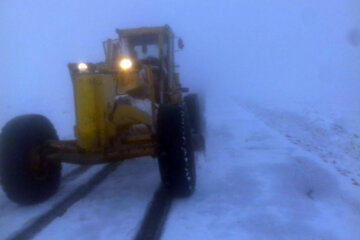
[
  {"x1": 0, "y1": 164, "x2": 103, "y2": 239},
  {"x1": 163, "y1": 96, "x2": 360, "y2": 240},
  {"x1": 1, "y1": 95, "x2": 360, "y2": 240}
]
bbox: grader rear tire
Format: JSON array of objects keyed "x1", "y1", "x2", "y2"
[
  {"x1": 157, "y1": 104, "x2": 196, "y2": 197},
  {"x1": 184, "y1": 94, "x2": 205, "y2": 151},
  {"x1": 184, "y1": 94, "x2": 202, "y2": 134},
  {"x1": 0, "y1": 115, "x2": 61, "y2": 205}
]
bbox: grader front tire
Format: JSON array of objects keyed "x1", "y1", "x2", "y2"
[
  {"x1": 157, "y1": 104, "x2": 196, "y2": 197},
  {"x1": 0, "y1": 115, "x2": 61, "y2": 205}
]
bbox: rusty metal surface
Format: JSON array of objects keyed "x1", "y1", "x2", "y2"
[
  {"x1": 116, "y1": 26, "x2": 166, "y2": 37},
  {"x1": 45, "y1": 140, "x2": 156, "y2": 165}
]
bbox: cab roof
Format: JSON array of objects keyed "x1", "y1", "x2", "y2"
[{"x1": 116, "y1": 25, "x2": 173, "y2": 38}]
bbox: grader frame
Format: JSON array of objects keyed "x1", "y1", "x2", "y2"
[
  {"x1": 47, "y1": 25, "x2": 183, "y2": 165},
  {"x1": 0, "y1": 25, "x2": 201, "y2": 205}
]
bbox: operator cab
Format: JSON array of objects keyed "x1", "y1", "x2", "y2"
[
  {"x1": 121, "y1": 34, "x2": 161, "y2": 67},
  {"x1": 103, "y1": 26, "x2": 177, "y2": 103},
  {"x1": 104, "y1": 26, "x2": 174, "y2": 74}
]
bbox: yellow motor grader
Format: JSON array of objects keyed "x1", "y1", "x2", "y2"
[{"x1": 0, "y1": 25, "x2": 204, "y2": 205}]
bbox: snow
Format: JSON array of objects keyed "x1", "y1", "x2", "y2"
[
  {"x1": 0, "y1": 165, "x2": 103, "y2": 239},
  {"x1": 1, "y1": 0, "x2": 360, "y2": 239},
  {"x1": 2, "y1": 92, "x2": 360, "y2": 239},
  {"x1": 34, "y1": 158, "x2": 159, "y2": 240},
  {"x1": 163, "y1": 94, "x2": 360, "y2": 240},
  {"x1": 240, "y1": 100, "x2": 360, "y2": 186}
]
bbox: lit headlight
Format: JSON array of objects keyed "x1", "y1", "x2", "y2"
[
  {"x1": 120, "y1": 58, "x2": 132, "y2": 70},
  {"x1": 77, "y1": 63, "x2": 88, "y2": 72}
]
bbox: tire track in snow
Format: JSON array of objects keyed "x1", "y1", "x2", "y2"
[
  {"x1": 62, "y1": 165, "x2": 92, "y2": 182},
  {"x1": 134, "y1": 186, "x2": 173, "y2": 240},
  {"x1": 8, "y1": 163, "x2": 120, "y2": 240}
]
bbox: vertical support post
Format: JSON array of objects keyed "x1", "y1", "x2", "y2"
[
  {"x1": 158, "y1": 33, "x2": 164, "y2": 104},
  {"x1": 146, "y1": 67, "x2": 157, "y2": 130},
  {"x1": 105, "y1": 39, "x2": 112, "y2": 65}
]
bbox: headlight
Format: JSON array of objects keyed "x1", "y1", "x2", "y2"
[
  {"x1": 119, "y1": 58, "x2": 132, "y2": 70},
  {"x1": 77, "y1": 63, "x2": 88, "y2": 72}
]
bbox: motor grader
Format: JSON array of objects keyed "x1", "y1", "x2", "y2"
[{"x1": 0, "y1": 25, "x2": 204, "y2": 205}]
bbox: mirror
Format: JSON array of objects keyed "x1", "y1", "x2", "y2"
[{"x1": 178, "y1": 38, "x2": 184, "y2": 50}]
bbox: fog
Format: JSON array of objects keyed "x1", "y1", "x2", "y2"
[
  {"x1": 1, "y1": 0, "x2": 360, "y2": 133},
  {"x1": 2, "y1": 1, "x2": 360, "y2": 238}
]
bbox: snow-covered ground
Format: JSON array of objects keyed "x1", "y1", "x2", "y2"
[
  {"x1": 163, "y1": 94, "x2": 360, "y2": 240},
  {"x1": 240, "y1": 99, "x2": 360, "y2": 187},
  {"x1": 1, "y1": 92, "x2": 359, "y2": 239},
  {"x1": 0, "y1": 164, "x2": 100, "y2": 239},
  {"x1": 1, "y1": 0, "x2": 360, "y2": 239},
  {"x1": 34, "y1": 158, "x2": 159, "y2": 240}
]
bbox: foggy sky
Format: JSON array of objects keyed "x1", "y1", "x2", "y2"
[{"x1": 1, "y1": 0, "x2": 359, "y2": 133}]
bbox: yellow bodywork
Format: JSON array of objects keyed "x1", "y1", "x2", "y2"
[
  {"x1": 112, "y1": 105, "x2": 151, "y2": 131},
  {"x1": 72, "y1": 73, "x2": 152, "y2": 152}
]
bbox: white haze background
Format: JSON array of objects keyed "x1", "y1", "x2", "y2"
[
  {"x1": 1, "y1": 1, "x2": 360, "y2": 239},
  {"x1": 1, "y1": 0, "x2": 360, "y2": 131}
]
